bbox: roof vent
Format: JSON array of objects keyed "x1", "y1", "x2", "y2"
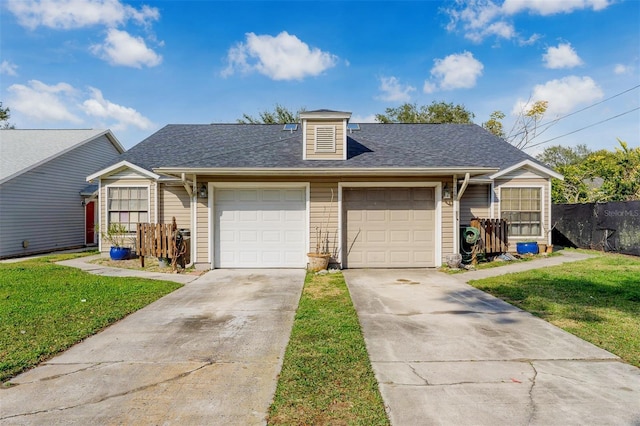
[
  {"x1": 347, "y1": 123, "x2": 360, "y2": 133},
  {"x1": 282, "y1": 123, "x2": 298, "y2": 132}
]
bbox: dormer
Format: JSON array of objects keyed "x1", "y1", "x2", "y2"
[{"x1": 301, "y1": 109, "x2": 351, "y2": 160}]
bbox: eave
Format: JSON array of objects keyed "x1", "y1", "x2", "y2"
[{"x1": 153, "y1": 167, "x2": 499, "y2": 178}]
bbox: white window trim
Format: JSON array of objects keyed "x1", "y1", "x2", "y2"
[
  {"x1": 498, "y1": 184, "x2": 545, "y2": 240},
  {"x1": 338, "y1": 182, "x2": 442, "y2": 268},
  {"x1": 103, "y1": 183, "x2": 151, "y2": 242}
]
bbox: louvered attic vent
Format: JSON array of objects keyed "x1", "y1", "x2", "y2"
[{"x1": 315, "y1": 126, "x2": 336, "y2": 153}]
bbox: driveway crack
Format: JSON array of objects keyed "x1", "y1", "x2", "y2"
[
  {"x1": 527, "y1": 361, "x2": 538, "y2": 425},
  {"x1": 0, "y1": 361, "x2": 213, "y2": 421},
  {"x1": 407, "y1": 363, "x2": 430, "y2": 385}
]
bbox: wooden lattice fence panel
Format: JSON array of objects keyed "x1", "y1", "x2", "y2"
[
  {"x1": 136, "y1": 223, "x2": 174, "y2": 266},
  {"x1": 470, "y1": 218, "x2": 509, "y2": 254}
]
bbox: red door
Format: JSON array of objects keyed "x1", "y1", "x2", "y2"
[{"x1": 85, "y1": 201, "x2": 95, "y2": 244}]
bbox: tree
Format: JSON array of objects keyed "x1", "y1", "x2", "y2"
[
  {"x1": 482, "y1": 100, "x2": 551, "y2": 149},
  {"x1": 482, "y1": 111, "x2": 505, "y2": 139},
  {"x1": 375, "y1": 101, "x2": 475, "y2": 124},
  {"x1": 536, "y1": 144, "x2": 591, "y2": 169},
  {"x1": 237, "y1": 103, "x2": 303, "y2": 124},
  {"x1": 0, "y1": 102, "x2": 15, "y2": 129},
  {"x1": 539, "y1": 140, "x2": 640, "y2": 203}
]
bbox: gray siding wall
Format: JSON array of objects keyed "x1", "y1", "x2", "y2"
[{"x1": 0, "y1": 135, "x2": 121, "y2": 258}]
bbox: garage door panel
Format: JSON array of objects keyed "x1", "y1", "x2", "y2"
[
  {"x1": 344, "y1": 187, "x2": 436, "y2": 268},
  {"x1": 366, "y1": 230, "x2": 387, "y2": 243},
  {"x1": 390, "y1": 210, "x2": 410, "y2": 221},
  {"x1": 215, "y1": 188, "x2": 306, "y2": 268},
  {"x1": 390, "y1": 230, "x2": 411, "y2": 242},
  {"x1": 366, "y1": 210, "x2": 386, "y2": 221},
  {"x1": 238, "y1": 190, "x2": 258, "y2": 201}
]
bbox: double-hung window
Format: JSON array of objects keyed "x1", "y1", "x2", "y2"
[
  {"x1": 107, "y1": 187, "x2": 149, "y2": 232},
  {"x1": 501, "y1": 187, "x2": 541, "y2": 237}
]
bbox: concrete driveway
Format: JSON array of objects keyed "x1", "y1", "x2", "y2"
[
  {"x1": 1, "y1": 269, "x2": 305, "y2": 425},
  {"x1": 344, "y1": 265, "x2": 640, "y2": 425}
]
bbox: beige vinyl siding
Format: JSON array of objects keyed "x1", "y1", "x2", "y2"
[
  {"x1": 495, "y1": 169, "x2": 552, "y2": 245},
  {"x1": 99, "y1": 177, "x2": 156, "y2": 253},
  {"x1": 305, "y1": 120, "x2": 345, "y2": 160},
  {"x1": 309, "y1": 181, "x2": 339, "y2": 259},
  {"x1": 0, "y1": 134, "x2": 120, "y2": 258},
  {"x1": 159, "y1": 184, "x2": 190, "y2": 228},
  {"x1": 191, "y1": 176, "x2": 454, "y2": 268},
  {"x1": 459, "y1": 185, "x2": 491, "y2": 225},
  {"x1": 195, "y1": 192, "x2": 209, "y2": 264}
]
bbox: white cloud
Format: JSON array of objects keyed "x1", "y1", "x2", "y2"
[
  {"x1": 423, "y1": 51, "x2": 484, "y2": 93},
  {"x1": 222, "y1": 31, "x2": 338, "y2": 81},
  {"x1": 0, "y1": 60, "x2": 18, "y2": 76},
  {"x1": 502, "y1": 0, "x2": 611, "y2": 16},
  {"x1": 6, "y1": 0, "x2": 159, "y2": 30},
  {"x1": 446, "y1": 0, "x2": 612, "y2": 43},
  {"x1": 7, "y1": 80, "x2": 82, "y2": 123},
  {"x1": 614, "y1": 64, "x2": 632, "y2": 75},
  {"x1": 351, "y1": 114, "x2": 377, "y2": 123},
  {"x1": 91, "y1": 28, "x2": 162, "y2": 68},
  {"x1": 82, "y1": 87, "x2": 153, "y2": 130},
  {"x1": 513, "y1": 76, "x2": 604, "y2": 116},
  {"x1": 377, "y1": 76, "x2": 415, "y2": 102},
  {"x1": 543, "y1": 43, "x2": 583, "y2": 69}
]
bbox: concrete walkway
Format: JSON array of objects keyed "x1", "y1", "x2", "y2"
[
  {"x1": 0, "y1": 269, "x2": 305, "y2": 425},
  {"x1": 344, "y1": 252, "x2": 640, "y2": 425},
  {"x1": 57, "y1": 254, "x2": 200, "y2": 285}
]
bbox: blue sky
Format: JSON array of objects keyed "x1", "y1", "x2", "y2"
[{"x1": 1, "y1": 0, "x2": 638, "y2": 155}]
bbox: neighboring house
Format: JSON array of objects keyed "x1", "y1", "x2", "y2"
[
  {"x1": 87, "y1": 110, "x2": 562, "y2": 269},
  {"x1": 0, "y1": 129, "x2": 124, "y2": 259}
]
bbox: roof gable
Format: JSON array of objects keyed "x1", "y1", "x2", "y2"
[
  {"x1": 490, "y1": 159, "x2": 563, "y2": 180},
  {"x1": 87, "y1": 160, "x2": 160, "y2": 181},
  {"x1": 0, "y1": 129, "x2": 124, "y2": 184}
]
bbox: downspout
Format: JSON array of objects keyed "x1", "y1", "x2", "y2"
[
  {"x1": 453, "y1": 172, "x2": 470, "y2": 256},
  {"x1": 181, "y1": 173, "x2": 193, "y2": 197},
  {"x1": 452, "y1": 174, "x2": 458, "y2": 255},
  {"x1": 456, "y1": 172, "x2": 470, "y2": 201}
]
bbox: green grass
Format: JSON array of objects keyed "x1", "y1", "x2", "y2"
[
  {"x1": 268, "y1": 272, "x2": 389, "y2": 425},
  {"x1": 468, "y1": 252, "x2": 640, "y2": 367},
  {"x1": 0, "y1": 255, "x2": 181, "y2": 382}
]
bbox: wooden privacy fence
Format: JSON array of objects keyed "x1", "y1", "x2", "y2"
[
  {"x1": 470, "y1": 218, "x2": 509, "y2": 254},
  {"x1": 136, "y1": 223, "x2": 176, "y2": 267}
]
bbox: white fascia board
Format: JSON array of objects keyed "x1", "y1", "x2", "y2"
[
  {"x1": 154, "y1": 167, "x2": 498, "y2": 177},
  {"x1": 300, "y1": 111, "x2": 352, "y2": 120},
  {"x1": 490, "y1": 160, "x2": 564, "y2": 181},
  {"x1": 87, "y1": 160, "x2": 160, "y2": 182}
]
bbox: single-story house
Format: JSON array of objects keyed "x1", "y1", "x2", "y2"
[
  {"x1": 87, "y1": 109, "x2": 562, "y2": 269},
  {"x1": 0, "y1": 129, "x2": 124, "y2": 258}
]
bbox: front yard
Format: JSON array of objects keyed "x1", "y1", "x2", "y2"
[
  {"x1": 0, "y1": 254, "x2": 181, "y2": 382},
  {"x1": 468, "y1": 251, "x2": 640, "y2": 367}
]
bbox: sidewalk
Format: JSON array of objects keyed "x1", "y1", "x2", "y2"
[
  {"x1": 450, "y1": 249, "x2": 594, "y2": 282},
  {"x1": 57, "y1": 255, "x2": 200, "y2": 285}
]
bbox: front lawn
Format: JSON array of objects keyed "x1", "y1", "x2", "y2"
[
  {"x1": 0, "y1": 255, "x2": 181, "y2": 382},
  {"x1": 468, "y1": 252, "x2": 640, "y2": 367},
  {"x1": 268, "y1": 272, "x2": 389, "y2": 425}
]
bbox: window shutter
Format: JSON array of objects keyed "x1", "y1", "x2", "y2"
[{"x1": 315, "y1": 126, "x2": 336, "y2": 153}]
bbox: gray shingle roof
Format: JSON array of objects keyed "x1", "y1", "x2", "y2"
[
  {"x1": 1, "y1": 129, "x2": 114, "y2": 183},
  {"x1": 115, "y1": 123, "x2": 542, "y2": 172}
]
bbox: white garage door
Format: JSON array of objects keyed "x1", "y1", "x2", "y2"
[
  {"x1": 344, "y1": 187, "x2": 436, "y2": 268},
  {"x1": 214, "y1": 188, "x2": 307, "y2": 268}
]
